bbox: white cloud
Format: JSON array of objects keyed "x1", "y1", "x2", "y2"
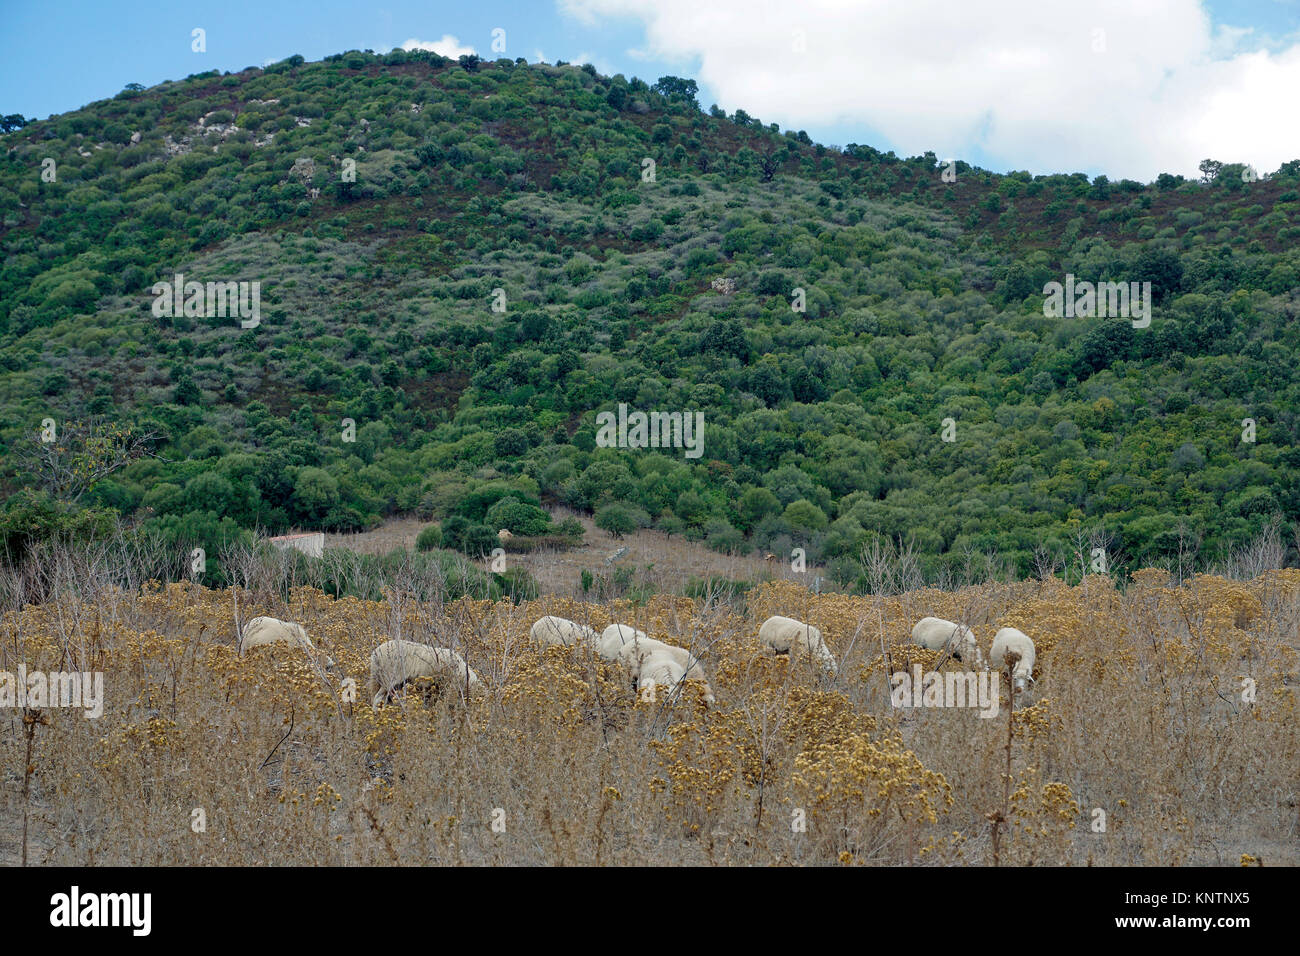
[
  {"x1": 399, "y1": 34, "x2": 477, "y2": 58},
  {"x1": 559, "y1": 0, "x2": 1300, "y2": 179},
  {"x1": 572, "y1": 51, "x2": 618, "y2": 75}
]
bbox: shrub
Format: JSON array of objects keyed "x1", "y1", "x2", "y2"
[
  {"x1": 491, "y1": 567, "x2": 539, "y2": 603},
  {"x1": 555, "y1": 516, "x2": 586, "y2": 540},
  {"x1": 683, "y1": 575, "x2": 752, "y2": 601},
  {"x1": 595, "y1": 503, "x2": 637, "y2": 538},
  {"x1": 416, "y1": 524, "x2": 442, "y2": 551},
  {"x1": 783, "y1": 499, "x2": 829, "y2": 533},
  {"x1": 440, "y1": 515, "x2": 470, "y2": 549},
  {"x1": 460, "y1": 523, "x2": 499, "y2": 557},
  {"x1": 704, "y1": 518, "x2": 746, "y2": 554},
  {"x1": 484, "y1": 495, "x2": 551, "y2": 536},
  {"x1": 657, "y1": 512, "x2": 686, "y2": 537}
]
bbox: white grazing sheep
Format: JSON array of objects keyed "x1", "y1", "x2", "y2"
[
  {"x1": 368, "y1": 639, "x2": 484, "y2": 708},
  {"x1": 497, "y1": 528, "x2": 513, "y2": 541},
  {"x1": 757, "y1": 616, "x2": 838, "y2": 674},
  {"x1": 599, "y1": 624, "x2": 701, "y2": 674},
  {"x1": 596, "y1": 623, "x2": 645, "y2": 661},
  {"x1": 911, "y1": 616, "x2": 981, "y2": 665},
  {"x1": 989, "y1": 627, "x2": 1036, "y2": 691},
  {"x1": 239, "y1": 616, "x2": 334, "y2": 668},
  {"x1": 635, "y1": 651, "x2": 688, "y2": 701},
  {"x1": 529, "y1": 615, "x2": 598, "y2": 648},
  {"x1": 628, "y1": 643, "x2": 717, "y2": 706},
  {"x1": 598, "y1": 624, "x2": 716, "y2": 705}
]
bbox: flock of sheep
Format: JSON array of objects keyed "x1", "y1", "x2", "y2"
[
  {"x1": 237, "y1": 610, "x2": 1039, "y2": 708},
  {"x1": 529, "y1": 616, "x2": 721, "y2": 705}
]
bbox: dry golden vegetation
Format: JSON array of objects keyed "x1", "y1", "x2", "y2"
[{"x1": 1, "y1": 566, "x2": 1297, "y2": 865}]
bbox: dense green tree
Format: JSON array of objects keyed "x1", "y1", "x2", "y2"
[
  {"x1": 652, "y1": 76, "x2": 699, "y2": 109},
  {"x1": 291, "y1": 467, "x2": 340, "y2": 523},
  {"x1": 595, "y1": 502, "x2": 637, "y2": 538},
  {"x1": 484, "y1": 496, "x2": 551, "y2": 536}
]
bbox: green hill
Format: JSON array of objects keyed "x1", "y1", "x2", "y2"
[{"x1": 3, "y1": 48, "x2": 1299, "y2": 585}]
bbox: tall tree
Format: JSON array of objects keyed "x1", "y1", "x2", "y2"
[
  {"x1": 19, "y1": 419, "x2": 165, "y2": 509},
  {"x1": 652, "y1": 76, "x2": 699, "y2": 109}
]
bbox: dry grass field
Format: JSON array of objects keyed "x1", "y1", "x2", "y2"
[{"x1": 2, "y1": 548, "x2": 1296, "y2": 867}]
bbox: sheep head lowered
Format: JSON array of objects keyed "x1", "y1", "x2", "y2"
[
  {"x1": 911, "y1": 617, "x2": 980, "y2": 666},
  {"x1": 368, "y1": 640, "x2": 484, "y2": 709},
  {"x1": 239, "y1": 616, "x2": 334, "y2": 669},
  {"x1": 757, "y1": 615, "x2": 838, "y2": 676},
  {"x1": 989, "y1": 627, "x2": 1036, "y2": 691},
  {"x1": 951, "y1": 625, "x2": 981, "y2": 665}
]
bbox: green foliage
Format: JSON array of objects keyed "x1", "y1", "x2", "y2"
[
  {"x1": 452, "y1": 481, "x2": 542, "y2": 522},
  {"x1": 1, "y1": 53, "x2": 1297, "y2": 585},
  {"x1": 439, "y1": 515, "x2": 471, "y2": 550},
  {"x1": 555, "y1": 516, "x2": 586, "y2": 540},
  {"x1": 291, "y1": 467, "x2": 340, "y2": 524},
  {"x1": 703, "y1": 518, "x2": 746, "y2": 554},
  {"x1": 309, "y1": 547, "x2": 492, "y2": 602},
  {"x1": 483, "y1": 496, "x2": 551, "y2": 536},
  {"x1": 783, "y1": 499, "x2": 829, "y2": 533},
  {"x1": 595, "y1": 502, "x2": 637, "y2": 538},
  {"x1": 652, "y1": 76, "x2": 699, "y2": 109},
  {"x1": 491, "y1": 567, "x2": 539, "y2": 603},
  {"x1": 0, "y1": 491, "x2": 118, "y2": 560},
  {"x1": 416, "y1": 523, "x2": 442, "y2": 551},
  {"x1": 460, "y1": 523, "x2": 498, "y2": 558},
  {"x1": 683, "y1": 575, "x2": 753, "y2": 602}
]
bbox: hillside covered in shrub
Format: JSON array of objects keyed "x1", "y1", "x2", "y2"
[{"x1": 2, "y1": 48, "x2": 1299, "y2": 585}]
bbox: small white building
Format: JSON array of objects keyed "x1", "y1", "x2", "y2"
[{"x1": 268, "y1": 532, "x2": 324, "y2": 558}]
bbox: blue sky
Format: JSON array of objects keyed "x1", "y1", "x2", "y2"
[
  {"x1": 2, "y1": 0, "x2": 1297, "y2": 180},
  {"x1": 0, "y1": 1, "x2": 673, "y2": 120}
]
